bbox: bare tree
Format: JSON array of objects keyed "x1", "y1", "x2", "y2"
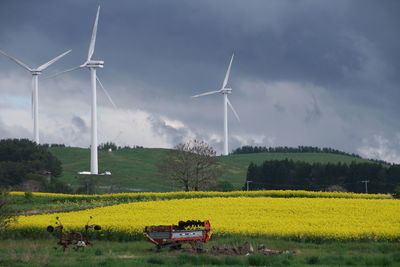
[{"x1": 158, "y1": 140, "x2": 222, "y2": 191}]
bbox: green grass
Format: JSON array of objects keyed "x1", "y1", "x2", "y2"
[
  {"x1": 0, "y1": 237, "x2": 399, "y2": 266},
  {"x1": 50, "y1": 147, "x2": 171, "y2": 192},
  {"x1": 10, "y1": 195, "x2": 116, "y2": 216},
  {"x1": 49, "y1": 147, "x2": 375, "y2": 192}
]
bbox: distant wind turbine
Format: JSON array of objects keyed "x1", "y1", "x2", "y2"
[
  {"x1": 47, "y1": 6, "x2": 115, "y2": 175},
  {"x1": 192, "y1": 54, "x2": 240, "y2": 156},
  {"x1": 0, "y1": 49, "x2": 71, "y2": 144}
]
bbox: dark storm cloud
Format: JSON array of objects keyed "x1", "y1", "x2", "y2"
[
  {"x1": 1, "y1": 0, "x2": 400, "y2": 161},
  {"x1": 1, "y1": 0, "x2": 399, "y2": 99},
  {"x1": 71, "y1": 115, "x2": 88, "y2": 133}
]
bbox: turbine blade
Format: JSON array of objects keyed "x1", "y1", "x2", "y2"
[
  {"x1": 87, "y1": 6, "x2": 100, "y2": 61},
  {"x1": 44, "y1": 65, "x2": 83, "y2": 79},
  {"x1": 222, "y1": 53, "x2": 234, "y2": 89},
  {"x1": 0, "y1": 50, "x2": 32, "y2": 71},
  {"x1": 31, "y1": 77, "x2": 34, "y2": 119},
  {"x1": 96, "y1": 76, "x2": 117, "y2": 109},
  {"x1": 191, "y1": 90, "x2": 221, "y2": 98},
  {"x1": 227, "y1": 97, "x2": 240, "y2": 122},
  {"x1": 36, "y1": 49, "x2": 72, "y2": 71}
]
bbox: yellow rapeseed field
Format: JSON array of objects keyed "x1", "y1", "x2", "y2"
[
  {"x1": 12, "y1": 197, "x2": 400, "y2": 241},
  {"x1": 10, "y1": 190, "x2": 388, "y2": 199}
]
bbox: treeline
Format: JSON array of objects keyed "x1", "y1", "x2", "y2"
[
  {"x1": 245, "y1": 160, "x2": 400, "y2": 193},
  {"x1": 39, "y1": 144, "x2": 66, "y2": 148},
  {"x1": 233, "y1": 145, "x2": 362, "y2": 157},
  {"x1": 41, "y1": 142, "x2": 145, "y2": 151},
  {"x1": 0, "y1": 139, "x2": 70, "y2": 193},
  {"x1": 98, "y1": 142, "x2": 144, "y2": 151}
]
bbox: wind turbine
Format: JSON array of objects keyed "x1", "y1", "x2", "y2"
[
  {"x1": 47, "y1": 6, "x2": 115, "y2": 175},
  {"x1": 0, "y1": 49, "x2": 71, "y2": 144},
  {"x1": 192, "y1": 54, "x2": 240, "y2": 156}
]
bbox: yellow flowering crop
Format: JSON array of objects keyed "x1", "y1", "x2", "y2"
[
  {"x1": 12, "y1": 197, "x2": 400, "y2": 241},
  {"x1": 10, "y1": 190, "x2": 389, "y2": 200}
]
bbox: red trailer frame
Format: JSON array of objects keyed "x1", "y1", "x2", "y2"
[{"x1": 144, "y1": 220, "x2": 211, "y2": 250}]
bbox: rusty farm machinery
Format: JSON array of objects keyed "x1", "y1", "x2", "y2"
[
  {"x1": 144, "y1": 220, "x2": 212, "y2": 251},
  {"x1": 46, "y1": 216, "x2": 101, "y2": 251},
  {"x1": 46, "y1": 217, "x2": 211, "y2": 252}
]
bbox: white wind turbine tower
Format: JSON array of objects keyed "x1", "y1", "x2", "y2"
[
  {"x1": 192, "y1": 54, "x2": 240, "y2": 156},
  {"x1": 0, "y1": 49, "x2": 71, "y2": 144},
  {"x1": 48, "y1": 6, "x2": 115, "y2": 175}
]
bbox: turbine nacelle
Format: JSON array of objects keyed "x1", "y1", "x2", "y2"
[
  {"x1": 31, "y1": 70, "x2": 42, "y2": 75},
  {"x1": 221, "y1": 88, "x2": 232, "y2": 94},
  {"x1": 84, "y1": 60, "x2": 104, "y2": 68}
]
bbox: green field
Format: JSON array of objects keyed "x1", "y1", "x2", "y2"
[
  {"x1": 49, "y1": 147, "x2": 374, "y2": 192},
  {"x1": 1, "y1": 238, "x2": 399, "y2": 266},
  {"x1": 4, "y1": 190, "x2": 398, "y2": 266},
  {"x1": 4, "y1": 147, "x2": 395, "y2": 266}
]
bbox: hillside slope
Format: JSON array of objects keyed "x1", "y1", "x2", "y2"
[{"x1": 49, "y1": 147, "x2": 373, "y2": 192}]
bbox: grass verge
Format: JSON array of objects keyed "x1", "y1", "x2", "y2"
[{"x1": 0, "y1": 236, "x2": 399, "y2": 266}]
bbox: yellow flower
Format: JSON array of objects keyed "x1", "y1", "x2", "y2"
[
  {"x1": 11, "y1": 197, "x2": 400, "y2": 241},
  {"x1": 10, "y1": 190, "x2": 388, "y2": 199}
]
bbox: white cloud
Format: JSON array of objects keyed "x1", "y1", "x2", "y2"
[
  {"x1": 98, "y1": 108, "x2": 172, "y2": 148},
  {"x1": 0, "y1": 72, "x2": 197, "y2": 148},
  {"x1": 2, "y1": 68, "x2": 400, "y2": 160},
  {"x1": 232, "y1": 134, "x2": 268, "y2": 147},
  {"x1": 358, "y1": 134, "x2": 400, "y2": 164},
  {"x1": 0, "y1": 103, "x2": 200, "y2": 148},
  {"x1": 162, "y1": 118, "x2": 185, "y2": 130}
]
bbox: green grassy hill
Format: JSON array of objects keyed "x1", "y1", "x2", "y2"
[{"x1": 49, "y1": 147, "x2": 373, "y2": 192}]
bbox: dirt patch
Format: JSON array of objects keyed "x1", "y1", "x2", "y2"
[
  {"x1": 178, "y1": 242, "x2": 293, "y2": 256},
  {"x1": 257, "y1": 244, "x2": 291, "y2": 255},
  {"x1": 115, "y1": 255, "x2": 138, "y2": 259},
  {"x1": 208, "y1": 242, "x2": 292, "y2": 256}
]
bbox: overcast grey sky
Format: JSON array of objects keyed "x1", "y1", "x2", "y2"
[{"x1": 1, "y1": 0, "x2": 400, "y2": 161}]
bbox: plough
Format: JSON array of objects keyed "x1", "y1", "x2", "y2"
[{"x1": 46, "y1": 216, "x2": 101, "y2": 251}]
